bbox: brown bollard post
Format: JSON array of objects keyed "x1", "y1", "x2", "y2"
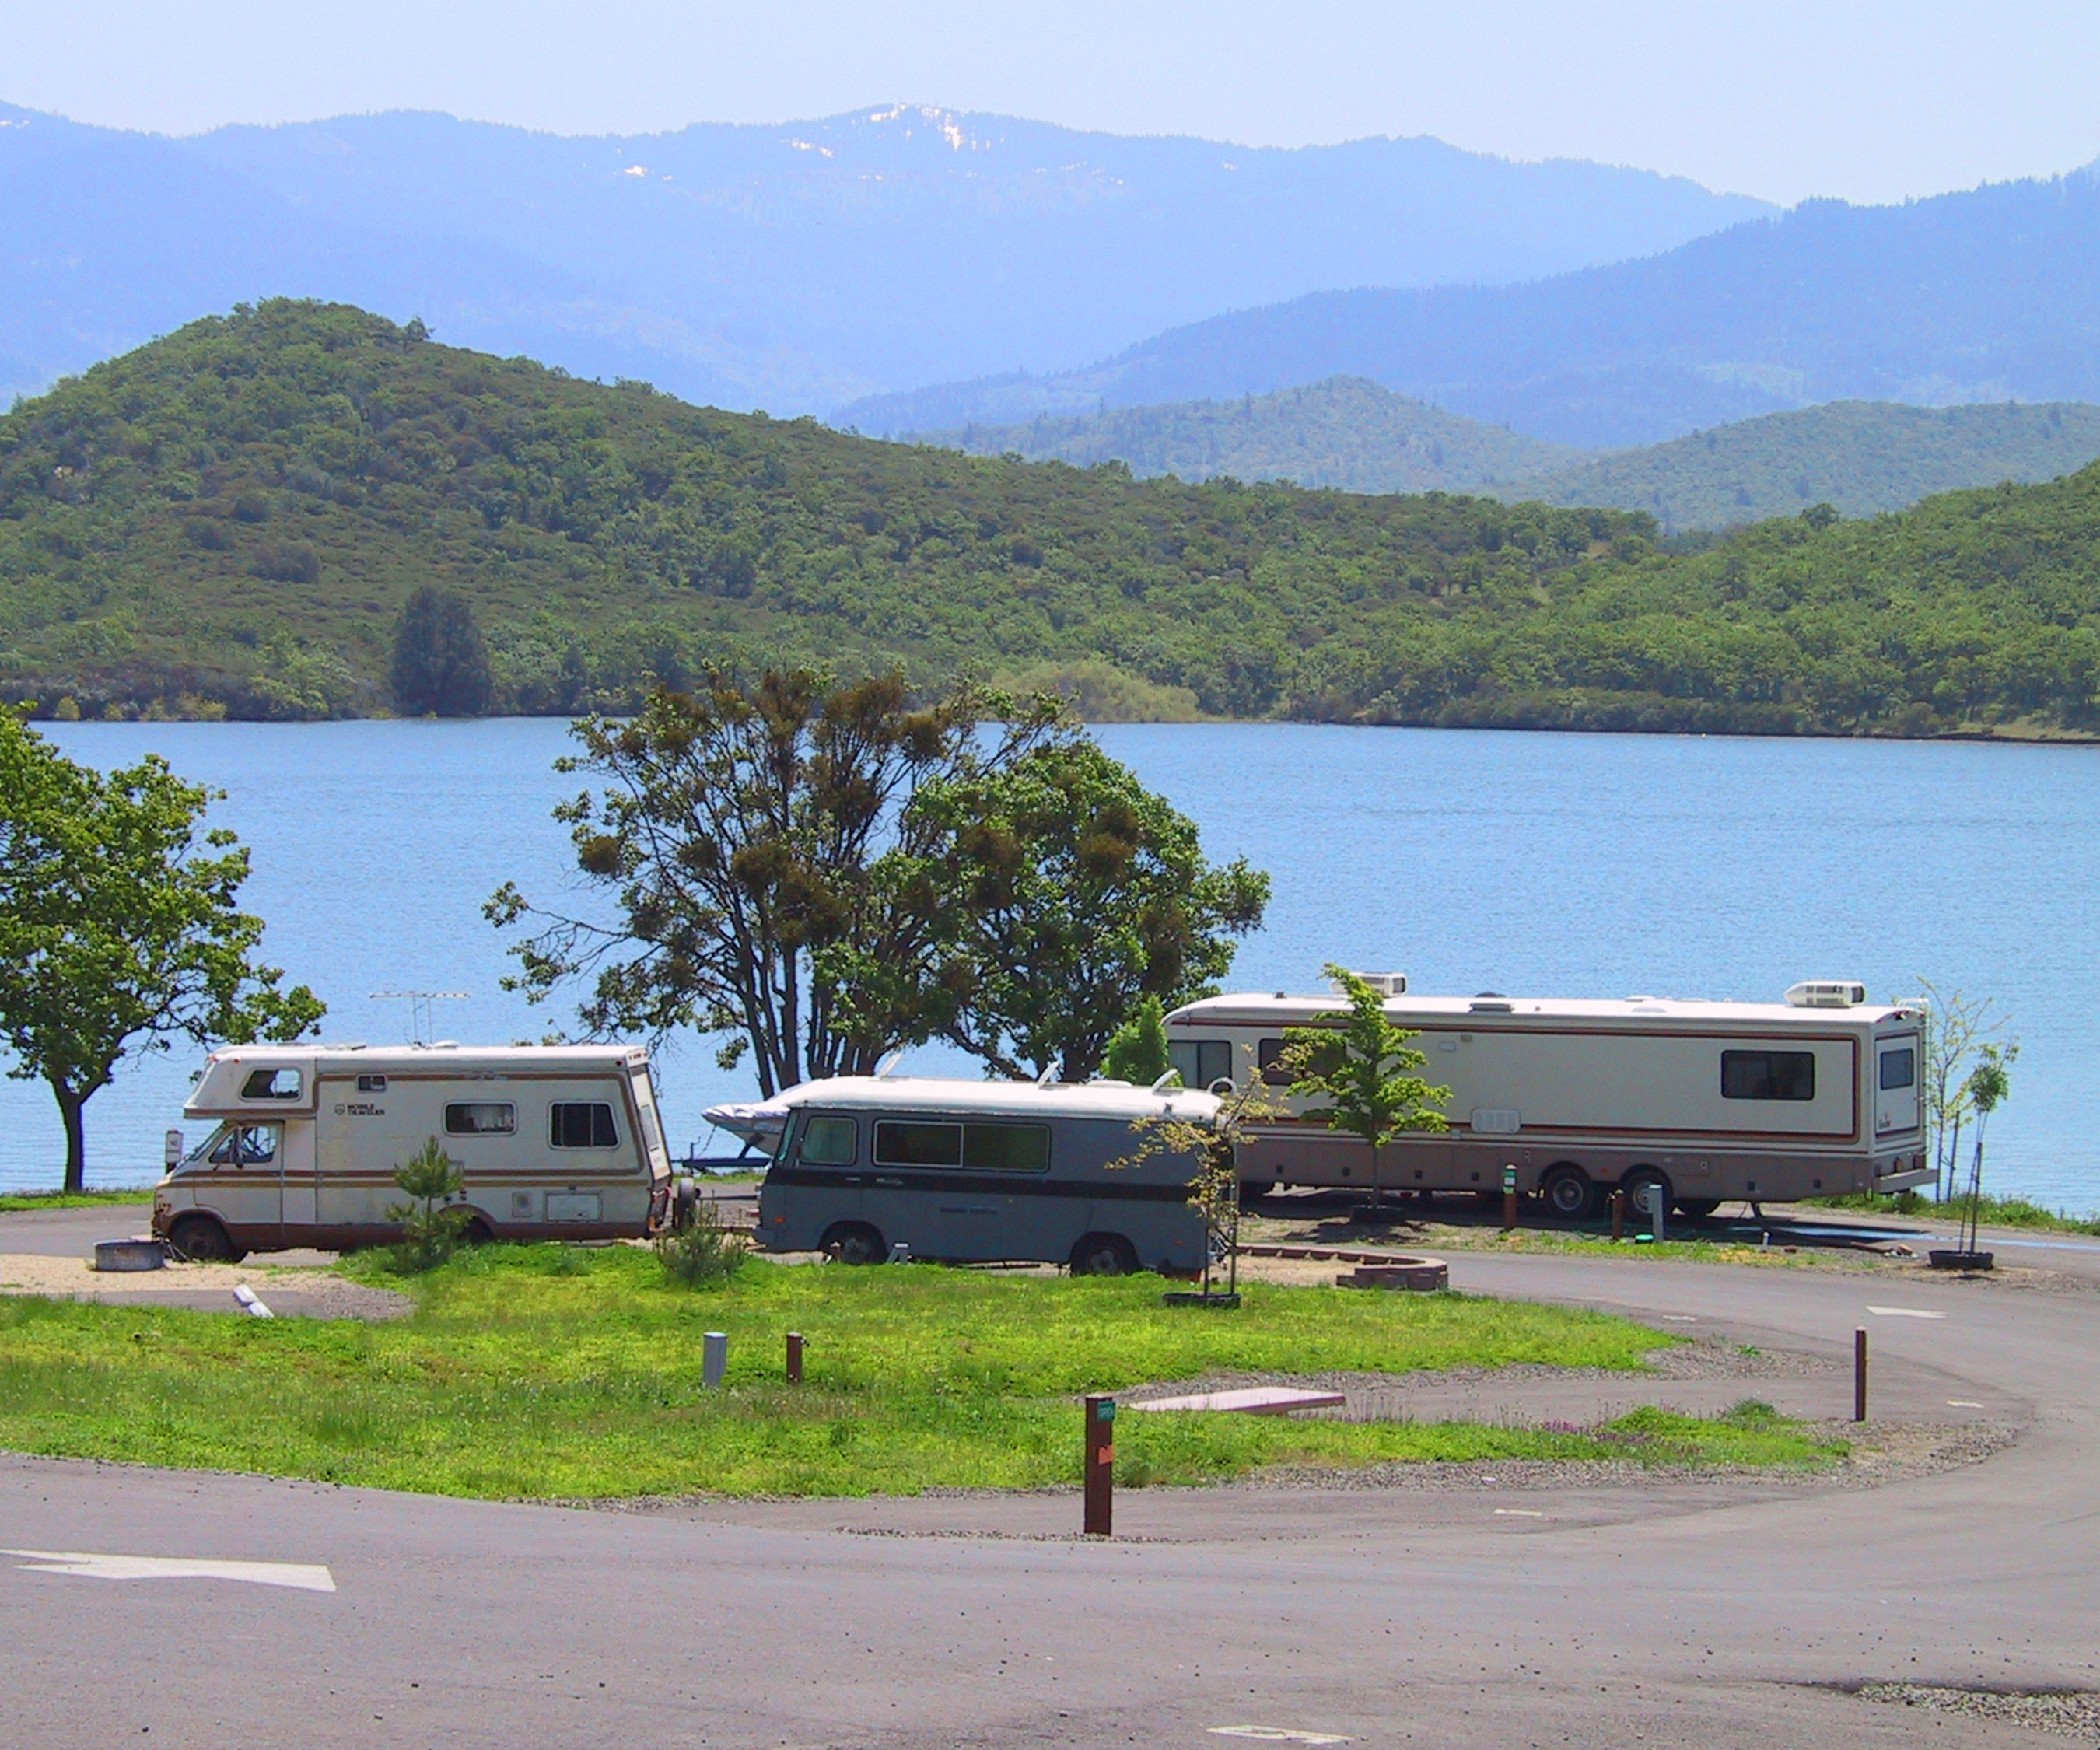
[
  {"x1": 786, "y1": 1331, "x2": 804, "y2": 1385},
  {"x1": 1854, "y1": 1327, "x2": 1867, "y2": 1423},
  {"x1": 1611, "y1": 1189, "x2": 1626, "y2": 1243},
  {"x1": 1501, "y1": 1164, "x2": 1518, "y2": 1231},
  {"x1": 1083, "y1": 1395, "x2": 1115, "y2": 1536}
]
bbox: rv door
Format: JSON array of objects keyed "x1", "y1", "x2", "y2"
[{"x1": 1875, "y1": 1035, "x2": 1921, "y2": 1138}]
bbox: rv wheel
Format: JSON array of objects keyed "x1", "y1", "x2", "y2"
[
  {"x1": 822, "y1": 1223, "x2": 887, "y2": 1266},
  {"x1": 1540, "y1": 1166, "x2": 1596, "y2": 1222},
  {"x1": 1071, "y1": 1233, "x2": 1140, "y2": 1277},
  {"x1": 461, "y1": 1215, "x2": 495, "y2": 1245},
  {"x1": 1621, "y1": 1169, "x2": 1674, "y2": 1222},
  {"x1": 167, "y1": 1214, "x2": 243, "y2": 1264}
]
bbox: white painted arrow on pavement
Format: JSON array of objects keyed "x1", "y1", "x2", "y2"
[
  {"x1": 1865, "y1": 1306, "x2": 1948, "y2": 1319},
  {"x1": 2, "y1": 1549, "x2": 335, "y2": 1592}
]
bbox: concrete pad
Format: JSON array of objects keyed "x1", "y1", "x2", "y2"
[{"x1": 1126, "y1": 1387, "x2": 1349, "y2": 1416}]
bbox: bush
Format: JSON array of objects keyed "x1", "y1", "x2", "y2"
[
  {"x1": 655, "y1": 1206, "x2": 747, "y2": 1288},
  {"x1": 385, "y1": 1136, "x2": 472, "y2": 1272}
]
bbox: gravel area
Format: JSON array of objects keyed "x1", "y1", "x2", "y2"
[
  {"x1": 1857, "y1": 1682, "x2": 2100, "y2": 1739},
  {"x1": 0, "y1": 1253, "x2": 410, "y2": 1321}
]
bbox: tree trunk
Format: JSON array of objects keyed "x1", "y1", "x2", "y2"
[{"x1": 54, "y1": 1083, "x2": 87, "y2": 1195}]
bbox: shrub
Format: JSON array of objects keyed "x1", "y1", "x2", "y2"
[
  {"x1": 385, "y1": 1136, "x2": 472, "y2": 1271},
  {"x1": 655, "y1": 1205, "x2": 747, "y2": 1288}
]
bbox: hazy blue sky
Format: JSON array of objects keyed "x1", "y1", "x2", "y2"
[{"x1": 6, "y1": 0, "x2": 2096, "y2": 206}]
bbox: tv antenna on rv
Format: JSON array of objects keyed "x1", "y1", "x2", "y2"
[{"x1": 370, "y1": 990, "x2": 469, "y2": 1045}]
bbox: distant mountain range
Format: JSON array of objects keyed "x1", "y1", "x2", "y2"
[
  {"x1": 0, "y1": 100, "x2": 1770, "y2": 412},
  {"x1": 850, "y1": 171, "x2": 2100, "y2": 449},
  {"x1": 912, "y1": 380, "x2": 2100, "y2": 528}
]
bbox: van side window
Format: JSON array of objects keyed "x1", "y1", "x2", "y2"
[
  {"x1": 874, "y1": 1121, "x2": 962, "y2": 1167},
  {"x1": 208, "y1": 1125, "x2": 279, "y2": 1167},
  {"x1": 240, "y1": 1067, "x2": 303, "y2": 1101},
  {"x1": 1721, "y1": 1051, "x2": 1816, "y2": 1101},
  {"x1": 800, "y1": 1116, "x2": 856, "y2": 1166},
  {"x1": 963, "y1": 1122, "x2": 1051, "y2": 1173},
  {"x1": 1169, "y1": 1041, "x2": 1234, "y2": 1090},
  {"x1": 549, "y1": 1102, "x2": 618, "y2": 1148},
  {"x1": 1879, "y1": 1048, "x2": 1916, "y2": 1091},
  {"x1": 446, "y1": 1101, "x2": 516, "y2": 1136}
]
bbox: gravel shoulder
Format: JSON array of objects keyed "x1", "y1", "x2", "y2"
[{"x1": 0, "y1": 1253, "x2": 410, "y2": 1320}]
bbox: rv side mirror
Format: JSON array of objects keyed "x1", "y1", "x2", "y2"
[{"x1": 163, "y1": 1129, "x2": 184, "y2": 1169}]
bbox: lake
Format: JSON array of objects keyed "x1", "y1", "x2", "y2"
[{"x1": 5, "y1": 720, "x2": 2094, "y2": 1213}]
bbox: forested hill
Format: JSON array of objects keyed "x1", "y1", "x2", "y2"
[
  {"x1": 920, "y1": 382, "x2": 2100, "y2": 530},
  {"x1": 5, "y1": 301, "x2": 2100, "y2": 741}
]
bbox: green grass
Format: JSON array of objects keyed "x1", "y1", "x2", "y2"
[
  {"x1": 0, "y1": 1189, "x2": 152, "y2": 1212},
  {"x1": 1804, "y1": 1189, "x2": 2100, "y2": 1235},
  {"x1": 0, "y1": 1246, "x2": 1843, "y2": 1498}
]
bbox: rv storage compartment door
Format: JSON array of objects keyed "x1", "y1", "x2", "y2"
[{"x1": 546, "y1": 1192, "x2": 602, "y2": 1223}]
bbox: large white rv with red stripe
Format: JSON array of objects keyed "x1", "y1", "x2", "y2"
[{"x1": 1165, "y1": 981, "x2": 1931, "y2": 1217}]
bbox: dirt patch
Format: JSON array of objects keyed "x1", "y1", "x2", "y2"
[
  {"x1": 0, "y1": 1253, "x2": 410, "y2": 1321},
  {"x1": 1856, "y1": 1682, "x2": 2100, "y2": 1739}
]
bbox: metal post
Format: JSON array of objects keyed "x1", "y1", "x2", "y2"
[
  {"x1": 1611, "y1": 1189, "x2": 1626, "y2": 1243},
  {"x1": 786, "y1": 1331, "x2": 804, "y2": 1385},
  {"x1": 702, "y1": 1330, "x2": 728, "y2": 1390},
  {"x1": 1853, "y1": 1327, "x2": 1867, "y2": 1423},
  {"x1": 1647, "y1": 1184, "x2": 1667, "y2": 1243},
  {"x1": 1501, "y1": 1164, "x2": 1518, "y2": 1231},
  {"x1": 1083, "y1": 1395, "x2": 1115, "y2": 1536}
]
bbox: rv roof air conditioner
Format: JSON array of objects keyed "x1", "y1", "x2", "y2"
[
  {"x1": 1333, "y1": 971, "x2": 1408, "y2": 997},
  {"x1": 1785, "y1": 980, "x2": 1867, "y2": 1009}
]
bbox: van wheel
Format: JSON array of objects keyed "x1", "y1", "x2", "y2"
[
  {"x1": 167, "y1": 1214, "x2": 243, "y2": 1264},
  {"x1": 823, "y1": 1223, "x2": 887, "y2": 1266},
  {"x1": 1675, "y1": 1197, "x2": 1720, "y2": 1220},
  {"x1": 1071, "y1": 1233, "x2": 1140, "y2": 1277},
  {"x1": 1540, "y1": 1165, "x2": 1596, "y2": 1221}
]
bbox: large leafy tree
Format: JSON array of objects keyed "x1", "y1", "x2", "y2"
[
  {"x1": 901, "y1": 738, "x2": 1270, "y2": 1082},
  {"x1": 390, "y1": 585, "x2": 494, "y2": 716},
  {"x1": 0, "y1": 716, "x2": 327, "y2": 1190},
  {"x1": 487, "y1": 670, "x2": 1066, "y2": 1095}
]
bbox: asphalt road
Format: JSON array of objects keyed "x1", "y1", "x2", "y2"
[{"x1": 2, "y1": 1247, "x2": 2096, "y2": 1748}]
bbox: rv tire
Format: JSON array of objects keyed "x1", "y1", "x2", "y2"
[
  {"x1": 1071, "y1": 1233, "x2": 1141, "y2": 1278},
  {"x1": 167, "y1": 1213, "x2": 243, "y2": 1264},
  {"x1": 461, "y1": 1215, "x2": 495, "y2": 1245},
  {"x1": 1540, "y1": 1165, "x2": 1596, "y2": 1221},
  {"x1": 1621, "y1": 1168, "x2": 1674, "y2": 1223},
  {"x1": 822, "y1": 1222, "x2": 887, "y2": 1267}
]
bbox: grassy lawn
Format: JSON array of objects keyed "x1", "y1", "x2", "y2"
[
  {"x1": 0, "y1": 1248, "x2": 1846, "y2": 1499},
  {"x1": 0, "y1": 1189, "x2": 153, "y2": 1213}
]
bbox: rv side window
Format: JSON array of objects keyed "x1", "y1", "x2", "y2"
[
  {"x1": 1879, "y1": 1048, "x2": 1916, "y2": 1090},
  {"x1": 1170, "y1": 1041, "x2": 1234, "y2": 1090},
  {"x1": 873, "y1": 1121, "x2": 963, "y2": 1168},
  {"x1": 963, "y1": 1122, "x2": 1051, "y2": 1173},
  {"x1": 1721, "y1": 1051, "x2": 1816, "y2": 1101},
  {"x1": 1258, "y1": 1035, "x2": 1344, "y2": 1087},
  {"x1": 356, "y1": 1074, "x2": 388, "y2": 1094},
  {"x1": 446, "y1": 1101, "x2": 516, "y2": 1136},
  {"x1": 549, "y1": 1102, "x2": 618, "y2": 1148},
  {"x1": 240, "y1": 1067, "x2": 303, "y2": 1101},
  {"x1": 799, "y1": 1116, "x2": 857, "y2": 1167}
]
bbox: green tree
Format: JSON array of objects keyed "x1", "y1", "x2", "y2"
[
  {"x1": 0, "y1": 716, "x2": 326, "y2": 1190},
  {"x1": 905, "y1": 738, "x2": 1269, "y2": 1082},
  {"x1": 488, "y1": 670, "x2": 1065, "y2": 1095},
  {"x1": 385, "y1": 1136, "x2": 471, "y2": 1269},
  {"x1": 1281, "y1": 963, "x2": 1450, "y2": 1208},
  {"x1": 391, "y1": 585, "x2": 495, "y2": 716},
  {"x1": 1102, "y1": 995, "x2": 1171, "y2": 1083}
]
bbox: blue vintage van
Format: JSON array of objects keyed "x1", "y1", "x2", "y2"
[{"x1": 753, "y1": 1076, "x2": 1222, "y2": 1273}]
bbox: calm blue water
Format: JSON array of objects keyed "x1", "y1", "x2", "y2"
[{"x1": 5, "y1": 721, "x2": 2094, "y2": 1212}]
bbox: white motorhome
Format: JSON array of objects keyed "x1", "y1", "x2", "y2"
[
  {"x1": 1166, "y1": 979, "x2": 1932, "y2": 1217},
  {"x1": 152, "y1": 1043, "x2": 676, "y2": 1259}
]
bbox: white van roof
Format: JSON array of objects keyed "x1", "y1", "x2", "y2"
[{"x1": 777, "y1": 1076, "x2": 1222, "y2": 1125}]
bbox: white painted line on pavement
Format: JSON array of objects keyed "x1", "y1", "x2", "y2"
[
  {"x1": 1209, "y1": 1729, "x2": 1351, "y2": 1745},
  {"x1": 1865, "y1": 1306, "x2": 1947, "y2": 1319},
  {"x1": 1493, "y1": 1509, "x2": 1545, "y2": 1517},
  {"x1": 2, "y1": 1549, "x2": 335, "y2": 1592},
  {"x1": 1660, "y1": 1314, "x2": 1697, "y2": 1322},
  {"x1": 1948, "y1": 1400, "x2": 1984, "y2": 1408}
]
